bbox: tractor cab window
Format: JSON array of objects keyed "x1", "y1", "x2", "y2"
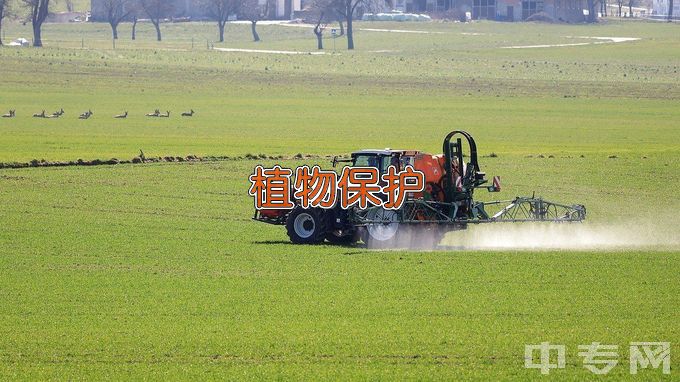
[
  {"x1": 353, "y1": 154, "x2": 381, "y2": 169},
  {"x1": 382, "y1": 155, "x2": 401, "y2": 173},
  {"x1": 353, "y1": 153, "x2": 404, "y2": 175},
  {"x1": 400, "y1": 155, "x2": 414, "y2": 168}
]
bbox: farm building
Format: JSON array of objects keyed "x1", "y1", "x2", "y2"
[
  {"x1": 392, "y1": 0, "x2": 589, "y2": 22},
  {"x1": 90, "y1": 0, "x2": 302, "y2": 21}
]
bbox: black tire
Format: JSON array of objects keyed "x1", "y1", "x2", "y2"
[
  {"x1": 325, "y1": 229, "x2": 359, "y2": 245},
  {"x1": 286, "y1": 207, "x2": 328, "y2": 244}
]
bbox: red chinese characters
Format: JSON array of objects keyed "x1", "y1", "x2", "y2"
[
  {"x1": 250, "y1": 165, "x2": 423, "y2": 210},
  {"x1": 248, "y1": 165, "x2": 294, "y2": 210}
]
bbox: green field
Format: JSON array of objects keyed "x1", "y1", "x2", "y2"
[{"x1": 0, "y1": 19, "x2": 678, "y2": 380}]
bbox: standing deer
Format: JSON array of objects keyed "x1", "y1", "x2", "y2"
[
  {"x1": 114, "y1": 111, "x2": 128, "y2": 119},
  {"x1": 181, "y1": 109, "x2": 194, "y2": 117},
  {"x1": 2, "y1": 110, "x2": 15, "y2": 118}
]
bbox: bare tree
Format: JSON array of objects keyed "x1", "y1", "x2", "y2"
[
  {"x1": 139, "y1": 0, "x2": 173, "y2": 41},
  {"x1": 363, "y1": 0, "x2": 386, "y2": 13},
  {"x1": 239, "y1": 0, "x2": 272, "y2": 42},
  {"x1": 103, "y1": 0, "x2": 133, "y2": 39},
  {"x1": 65, "y1": 0, "x2": 73, "y2": 12},
  {"x1": 316, "y1": 0, "x2": 344, "y2": 36},
  {"x1": 309, "y1": 0, "x2": 336, "y2": 49},
  {"x1": 616, "y1": 0, "x2": 622, "y2": 16},
  {"x1": 627, "y1": 0, "x2": 634, "y2": 16},
  {"x1": 0, "y1": 0, "x2": 11, "y2": 46},
  {"x1": 586, "y1": 0, "x2": 597, "y2": 21},
  {"x1": 203, "y1": 0, "x2": 240, "y2": 42},
  {"x1": 336, "y1": 16, "x2": 344, "y2": 35},
  {"x1": 131, "y1": 14, "x2": 138, "y2": 39},
  {"x1": 313, "y1": 17, "x2": 327, "y2": 49},
  {"x1": 669, "y1": 0, "x2": 674, "y2": 21},
  {"x1": 330, "y1": 0, "x2": 344, "y2": 36},
  {"x1": 335, "y1": 0, "x2": 363, "y2": 49},
  {"x1": 21, "y1": 0, "x2": 49, "y2": 47}
]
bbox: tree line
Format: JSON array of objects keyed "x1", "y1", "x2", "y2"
[{"x1": 0, "y1": 0, "x2": 372, "y2": 49}]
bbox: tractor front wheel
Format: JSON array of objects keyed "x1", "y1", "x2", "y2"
[{"x1": 286, "y1": 207, "x2": 328, "y2": 244}]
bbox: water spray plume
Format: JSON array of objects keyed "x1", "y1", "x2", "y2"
[{"x1": 439, "y1": 221, "x2": 680, "y2": 251}]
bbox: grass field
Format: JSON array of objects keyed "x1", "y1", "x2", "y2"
[{"x1": 0, "y1": 19, "x2": 678, "y2": 380}]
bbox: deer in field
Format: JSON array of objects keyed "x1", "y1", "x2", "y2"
[
  {"x1": 114, "y1": 111, "x2": 128, "y2": 119},
  {"x1": 50, "y1": 108, "x2": 64, "y2": 118},
  {"x1": 181, "y1": 109, "x2": 194, "y2": 117},
  {"x1": 146, "y1": 109, "x2": 160, "y2": 117},
  {"x1": 2, "y1": 110, "x2": 15, "y2": 118},
  {"x1": 33, "y1": 110, "x2": 46, "y2": 118},
  {"x1": 79, "y1": 110, "x2": 93, "y2": 119},
  {"x1": 159, "y1": 111, "x2": 170, "y2": 118}
]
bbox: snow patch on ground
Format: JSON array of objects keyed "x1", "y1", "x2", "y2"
[
  {"x1": 277, "y1": 23, "x2": 445, "y2": 34},
  {"x1": 213, "y1": 47, "x2": 326, "y2": 55},
  {"x1": 357, "y1": 28, "x2": 445, "y2": 34},
  {"x1": 502, "y1": 36, "x2": 640, "y2": 49}
]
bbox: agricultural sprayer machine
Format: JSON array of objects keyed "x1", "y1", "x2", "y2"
[{"x1": 253, "y1": 131, "x2": 586, "y2": 248}]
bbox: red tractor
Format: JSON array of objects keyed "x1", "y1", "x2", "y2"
[{"x1": 254, "y1": 131, "x2": 585, "y2": 248}]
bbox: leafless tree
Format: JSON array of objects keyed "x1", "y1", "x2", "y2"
[
  {"x1": 139, "y1": 0, "x2": 174, "y2": 41},
  {"x1": 103, "y1": 0, "x2": 133, "y2": 39},
  {"x1": 586, "y1": 0, "x2": 597, "y2": 21},
  {"x1": 335, "y1": 0, "x2": 363, "y2": 49},
  {"x1": 131, "y1": 14, "x2": 138, "y2": 39},
  {"x1": 313, "y1": 20, "x2": 325, "y2": 49},
  {"x1": 21, "y1": 0, "x2": 50, "y2": 47},
  {"x1": 616, "y1": 0, "x2": 622, "y2": 16},
  {"x1": 203, "y1": 0, "x2": 240, "y2": 42},
  {"x1": 669, "y1": 0, "x2": 674, "y2": 21},
  {"x1": 0, "y1": 0, "x2": 11, "y2": 46},
  {"x1": 329, "y1": 0, "x2": 345, "y2": 36},
  {"x1": 309, "y1": 0, "x2": 337, "y2": 49},
  {"x1": 239, "y1": 0, "x2": 272, "y2": 42},
  {"x1": 312, "y1": 9, "x2": 327, "y2": 49},
  {"x1": 65, "y1": 0, "x2": 73, "y2": 12},
  {"x1": 363, "y1": 0, "x2": 386, "y2": 13},
  {"x1": 627, "y1": 0, "x2": 634, "y2": 16}
]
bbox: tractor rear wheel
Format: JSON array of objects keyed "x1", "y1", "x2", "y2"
[
  {"x1": 286, "y1": 207, "x2": 328, "y2": 244},
  {"x1": 361, "y1": 208, "x2": 402, "y2": 249}
]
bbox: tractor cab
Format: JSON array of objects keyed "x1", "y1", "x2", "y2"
[{"x1": 334, "y1": 149, "x2": 420, "y2": 174}]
